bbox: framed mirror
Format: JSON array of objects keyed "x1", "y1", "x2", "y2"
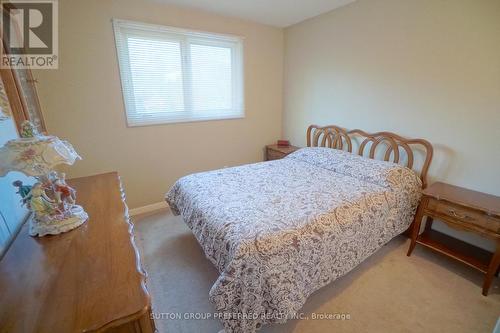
[
  {"x1": 0, "y1": 6, "x2": 46, "y2": 134},
  {"x1": 0, "y1": 74, "x2": 33, "y2": 257},
  {"x1": 0, "y1": 10, "x2": 46, "y2": 256}
]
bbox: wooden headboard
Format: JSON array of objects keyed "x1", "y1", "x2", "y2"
[{"x1": 306, "y1": 125, "x2": 434, "y2": 188}]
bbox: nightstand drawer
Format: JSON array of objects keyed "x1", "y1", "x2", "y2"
[
  {"x1": 427, "y1": 198, "x2": 500, "y2": 234},
  {"x1": 267, "y1": 149, "x2": 286, "y2": 161}
]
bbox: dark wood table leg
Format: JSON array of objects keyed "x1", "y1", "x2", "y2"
[
  {"x1": 424, "y1": 216, "x2": 434, "y2": 233},
  {"x1": 482, "y1": 241, "x2": 500, "y2": 296},
  {"x1": 407, "y1": 198, "x2": 427, "y2": 256}
]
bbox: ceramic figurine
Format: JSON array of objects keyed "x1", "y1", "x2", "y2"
[
  {"x1": 13, "y1": 180, "x2": 32, "y2": 205},
  {"x1": 0, "y1": 121, "x2": 88, "y2": 237},
  {"x1": 28, "y1": 183, "x2": 57, "y2": 216},
  {"x1": 24, "y1": 172, "x2": 88, "y2": 237}
]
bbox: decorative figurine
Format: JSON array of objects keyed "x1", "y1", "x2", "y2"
[
  {"x1": 28, "y1": 183, "x2": 58, "y2": 217},
  {"x1": 13, "y1": 180, "x2": 32, "y2": 205},
  {"x1": 51, "y1": 172, "x2": 76, "y2": 207},
  {"x1": 0, "y1": 121, "x2": 88, "y2": 237}
]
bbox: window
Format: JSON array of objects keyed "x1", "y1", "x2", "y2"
[{"x1": 113, "y1": 19, "x2": 244, "y2": 126}]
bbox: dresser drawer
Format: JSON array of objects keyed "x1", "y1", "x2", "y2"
[
  {"x1": 426, "y1": 198, "x2": 500, "y2": 234},
  {"x1": 266, "y1": 149, "x2": 286, "y2": 161}
]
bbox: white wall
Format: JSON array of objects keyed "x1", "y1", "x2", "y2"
[
  {"x1": 284, "y1": 0, "x2": 500, "y2": 250},
  {"x1": 34, "y1": 0, "x2": 284, "y2": 208}
]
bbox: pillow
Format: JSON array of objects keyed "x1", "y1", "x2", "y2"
[{"x1": 285, "y1": 147, "x2": 422, "y2": 190}]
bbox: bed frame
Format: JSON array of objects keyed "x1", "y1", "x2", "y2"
[{"x1": 306, "y1": 125, "x2": 434, "y2": 188}]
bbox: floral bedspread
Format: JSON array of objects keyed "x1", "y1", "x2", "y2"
[{"x1": 166, "y1": 148, "x2": 422, "y2": 333}]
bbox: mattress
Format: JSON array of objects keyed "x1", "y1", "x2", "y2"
[{"x1": 166, "y1": 147, "x2": 422, "y2": 333}]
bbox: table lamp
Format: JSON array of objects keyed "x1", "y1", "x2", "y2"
[{"x1": 0, "y1": 121, "x2": 88, "y2": 236}]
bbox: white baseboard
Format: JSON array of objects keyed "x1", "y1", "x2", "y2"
[{"x1": 129, "y1": 201, "x2": 169, "y2": 217}]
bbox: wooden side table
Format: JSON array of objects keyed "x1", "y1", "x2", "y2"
[
  {"x1": 265, "y1": 144, "x2": 300, "y2": 161},
  {"x1": 407, "y1": 182, "x2": 500, "y2": 296}
]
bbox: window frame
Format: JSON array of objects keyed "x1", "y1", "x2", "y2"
[{"x1": 112, "y1": 19, "x2": 245, "y2": 127}]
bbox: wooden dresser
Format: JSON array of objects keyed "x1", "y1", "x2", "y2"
[
  {"x1": 407, "y1": 182, "x2": 500, "y2": 296},
  {"x1": 0, "y1": 172, "x2": 155, "y2": 332},
  {"x1": 265, "y1": 144, "x2": 300, "y2": 161}
]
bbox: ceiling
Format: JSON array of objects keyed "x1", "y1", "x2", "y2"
[{"x1": 152, "y1": 0, "x2": 356, "y2": 27}]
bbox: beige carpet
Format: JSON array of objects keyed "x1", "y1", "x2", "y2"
[{"x1": 134, "y1": 211, "x2": 500, "y2": 333}]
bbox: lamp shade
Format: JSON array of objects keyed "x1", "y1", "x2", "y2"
[{"x1": 0, "y1": 135, "x2": 81, "y2": 177}]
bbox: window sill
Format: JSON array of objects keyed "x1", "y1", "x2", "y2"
[{"x1": 126, "y1": 113, "x2": 245, "y2": 127}]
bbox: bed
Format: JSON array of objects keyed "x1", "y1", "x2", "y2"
[{"x1": 165, "y1": 124, "x2": 433, "y2": 333}]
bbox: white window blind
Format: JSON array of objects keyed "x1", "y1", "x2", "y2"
[{"x1": 113, "y1": 19, "x2": 244, "y2": 126}]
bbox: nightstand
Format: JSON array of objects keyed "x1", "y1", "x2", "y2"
[
  {"x1": 265, "y1": 144, "x2": 300, "y2": 161},
  {"x1": 407, "y1": 182, "x2": 500, "y2": 296}
]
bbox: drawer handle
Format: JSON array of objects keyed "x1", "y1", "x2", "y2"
[{"x1": 448, "y1": 209, "x2": 473, "y2": 220}]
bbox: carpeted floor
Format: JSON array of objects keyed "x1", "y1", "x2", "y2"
[{"x1": 134, "y1": 210, "x2": 500, "y2": 333}]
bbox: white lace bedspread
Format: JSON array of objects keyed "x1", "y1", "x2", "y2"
[{"x1": 166, "y1": 148, "x2": 422, "y2": 333}]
